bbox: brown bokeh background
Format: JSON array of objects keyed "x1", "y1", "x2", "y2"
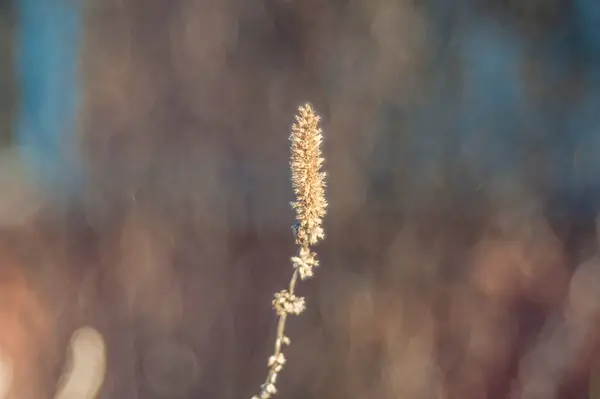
[{"x1": 1, "y1": 1, "x2": 600, "y2": 398}]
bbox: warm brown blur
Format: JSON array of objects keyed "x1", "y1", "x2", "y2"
[
  {"x1": 1, "y1": 0, "x2": 600, "y2": 398},
  {"x1": 0, "y1": 242, "x2": 57, "y2": 399}
]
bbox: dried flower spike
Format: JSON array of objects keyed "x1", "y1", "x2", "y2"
[
  {"x1": 290, "y1": 103, "x2": 328, "y2": 246},
  {"x1": 250, "y1": 103, "x2": 327, "y2": 399}
]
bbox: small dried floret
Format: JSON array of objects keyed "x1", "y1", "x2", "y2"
[
  {"x1": 269, "y1": 372, "x2": 278, "y2": 384},
  {"x1": 276, "y1": 336, "x2": 291, "y2": 347},
  {"x1": 257, "y1": 383, "x2": 277, "y2": 399},
  {"x1": 268, "y1": 353, "x2": 286, "y2": 368},
  {"x1": 272, "y1": 290, "x2": 305, "y2": 316},
  {"x1": 291, "y1": 247, "x2": 320, "y2": 279}
]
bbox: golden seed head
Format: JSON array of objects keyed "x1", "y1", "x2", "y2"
[
  {"x1": 289, "y1": 103, "x2": 328, "y2": 246},
  {"x1": 251, "y1": 102, "x2": 328, "y2": 399}
]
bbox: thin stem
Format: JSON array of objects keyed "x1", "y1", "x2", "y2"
[{"x1": 264, "y1": 266, "x2": 300, "y2": 387}]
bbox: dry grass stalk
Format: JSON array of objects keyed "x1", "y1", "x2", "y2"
[{"x1": 251, "y1": 103, "x2": 328, "y2": 399}]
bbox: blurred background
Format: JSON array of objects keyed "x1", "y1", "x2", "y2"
[{"x1": 1, "y1": 0, "x2": 600, "y2": 398}]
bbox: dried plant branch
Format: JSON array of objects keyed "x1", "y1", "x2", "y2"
[{"x1": 251, "y1": 103, "x2": 328, "y2": 399}]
